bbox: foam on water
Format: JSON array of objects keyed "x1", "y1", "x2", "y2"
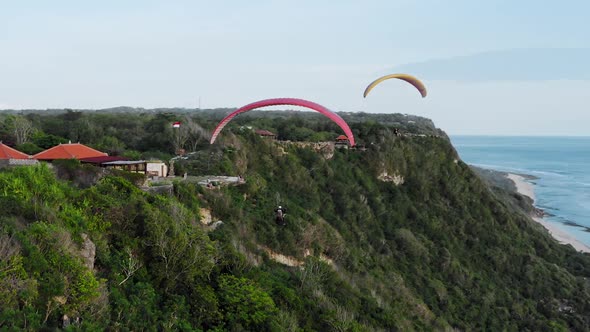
[{"x1": 452, "y1": 136, "x2": 590, "y2": 246}]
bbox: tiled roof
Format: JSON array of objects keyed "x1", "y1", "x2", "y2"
[
  {"x1": 336, "y1": 135, "x2": 349, "y2": 141},
  {"x1": 255, "y1": 129, "x2": 276, "y2": 136},
  {"x1": 33, "y1": 143, "x2": 107, "y2": 160},
  {"x1": 0, "y1": 143, "x2": 31, "y2": 160}
]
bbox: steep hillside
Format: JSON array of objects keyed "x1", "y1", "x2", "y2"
[{"x1": 1, "y1": 120, "x2": 590, "y2": 331}]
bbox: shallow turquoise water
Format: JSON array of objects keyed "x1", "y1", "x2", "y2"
[{"x1": 451, "y1": 136, "x2": 590, "y2": 246}]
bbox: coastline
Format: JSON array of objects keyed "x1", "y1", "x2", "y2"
[{"x1": 507, "y1": 173, "x2": 590, "y2": 253}]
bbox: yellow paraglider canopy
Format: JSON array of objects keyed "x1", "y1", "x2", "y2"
[{"x1": 363, "y1": 73, "x2": 427, "y2": 98}]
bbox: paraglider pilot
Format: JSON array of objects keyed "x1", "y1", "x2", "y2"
[{"x1": 275, "y1": 205, "x2": 287, "y2": 225}]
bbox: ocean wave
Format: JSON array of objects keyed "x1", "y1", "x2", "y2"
[
  {"x1": 468, "y1": 163, "x2": 570, "y2": 179},
  {"x1": 529, "y1": 170, "x2": 567, "y2": 178},
  {"x1": 457, "y1": 137, "x2": 590, "y2": 246},
  {"x1": 537, "y1": 204, "x2": 559, "y2": 211},
  {"x1": 469, "y1": 163, "x2": 530, "y2": 174}
]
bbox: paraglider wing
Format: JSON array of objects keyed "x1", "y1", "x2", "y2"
[
  {"x1": 363, "y1": 73, "x2": 427, "y2": 98},
  {"x1": 210, "y1": 98, "x2": 355, "y2": 146}
]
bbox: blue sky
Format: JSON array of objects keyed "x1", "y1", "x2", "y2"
[{"x1": 1, "y1": 0, "x2": 589, "y2": 135}]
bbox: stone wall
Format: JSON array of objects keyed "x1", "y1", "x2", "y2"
[{"x1": 0, "y1": 159, "x2": 39, "y2": 168}]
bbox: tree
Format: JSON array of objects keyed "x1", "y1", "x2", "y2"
[
  {"x1": 143, "y1": 200, "x2": 216, "y2": 292},
  {"x1": 183, "y1": 116, "x2": 209, "y2": 152},
  {"x1": 218, "y1": 275, "x2": 277, "y2": 329},
  {"x1": 140, "y1": 113, "x2": 177, "y2": 153},
  {"x1": 118, "y1": 248, "x2": 142, "y2": 286},
  {"x1": 171, "y1": 125, "x2": 189, "y2": 154},
  {"x1": 5, "y1": 115, "x2": 35, "y2": 145},
  {"x1": 32, "y1": 133, "x2": 68, "y2": 149},
  {"x1": 96, "y1": 136, "x2": 126, "y2": 156},
  {"x1": 16, "y1": 142, "x2": 43, "y2": 155}
]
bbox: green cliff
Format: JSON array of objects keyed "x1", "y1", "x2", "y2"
[{"x1": 1, "y1": 111, "x2": 589, "y2": 331}]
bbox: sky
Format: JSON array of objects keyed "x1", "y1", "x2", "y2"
[{"x1": 0, "y1": 0, "x2": 589, "y2": 135}]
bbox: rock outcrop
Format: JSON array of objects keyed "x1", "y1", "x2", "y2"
[
  {"x1": 79, "y1": 233, "x2": 96, "y2": 270},
  {"x1": 378, "y1": 171, "x2": 404, "y2": 185}
]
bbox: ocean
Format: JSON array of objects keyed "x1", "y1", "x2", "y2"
[{"x1": 451, "y1": 136, "x2": 590, "y2": 247}]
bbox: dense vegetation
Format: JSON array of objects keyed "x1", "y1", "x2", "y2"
[
  {"x1": 1, "y1": 109, "x2": 589, "y2": 331},
  {"x1": 0, "y1": 108, "x2": 442, "y2": 158}
]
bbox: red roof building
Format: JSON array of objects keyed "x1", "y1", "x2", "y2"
[
  {"x1": 33, "y1": 143, "x2": 107, "y2": 161},
  {"x1": 0, "y1": 142, "x2": 31, "y2": 160},
  {"x1": 335, "y1": 135, "x2": 350, "y2": 149},
  {"x1": 255, "y1": 129, "x2": 276, "y2": 137}
]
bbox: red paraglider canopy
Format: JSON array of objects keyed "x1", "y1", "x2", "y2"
[{"x1": 209, "y1": 98, "x2": 355, "y2": 146}]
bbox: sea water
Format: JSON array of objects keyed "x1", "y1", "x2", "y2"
[{"x1": 451, "y1": 136, "x2": 590, "y2": 247}]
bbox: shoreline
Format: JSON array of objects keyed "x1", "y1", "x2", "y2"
[{"x1": 507, "y1": 173, "x2": 590, "y2": 253}]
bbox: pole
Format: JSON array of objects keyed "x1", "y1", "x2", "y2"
[{"x1": 176, "y1": 126, "x2": 180, "y2": 154}]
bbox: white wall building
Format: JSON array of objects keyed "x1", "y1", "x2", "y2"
[{"x1": 146, "y1": 161, "x2": 168, "y2": 177}]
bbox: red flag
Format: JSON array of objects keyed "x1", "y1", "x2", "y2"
[{"x1": 172, "y1": 121, "x2": 181, "y2": 128}]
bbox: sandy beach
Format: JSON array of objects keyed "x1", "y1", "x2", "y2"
[{"x1": 507, "y1": 173, "x2": 590, "y2": 253}]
